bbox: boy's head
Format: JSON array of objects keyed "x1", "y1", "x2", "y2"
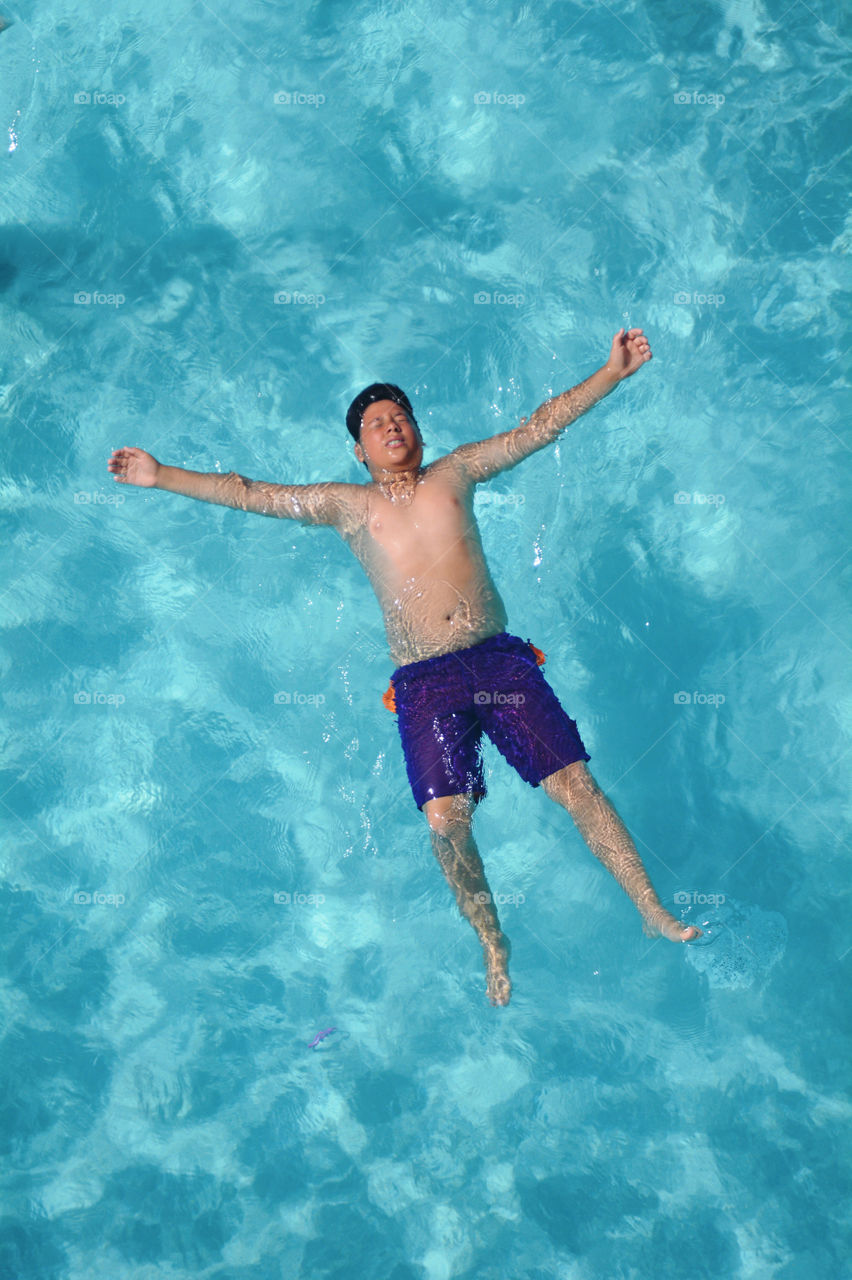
[{"x1": 346, "y1": 383, "x2": 423, "y2": 472}]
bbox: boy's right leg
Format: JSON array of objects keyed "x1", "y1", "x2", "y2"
[
  {"x1": 541, "y1": 761, "x2": 701, "y2": 941},
  {"x1": 423, "y1": 793, "x2": 512, "y2": 1006}
]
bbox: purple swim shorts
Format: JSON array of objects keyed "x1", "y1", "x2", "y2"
[{"x1": 391, "y1": 631, "x2": 590, "y2": 809}]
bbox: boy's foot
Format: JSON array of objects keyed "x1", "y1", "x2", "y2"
[
  {"x1": 641, "y1": 903, "x2": 702, "y2": 942},
  {"x1": 482, "y1": 934, "x2": 512, "y2": 1006}
]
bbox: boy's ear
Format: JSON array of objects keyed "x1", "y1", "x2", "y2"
[{"x1": 354, "y1": 442, "x2": 368, "y2": 468}]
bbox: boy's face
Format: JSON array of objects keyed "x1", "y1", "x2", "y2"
[{"x1": 354, "y1": 399, "x2": 423, "y2": 473}]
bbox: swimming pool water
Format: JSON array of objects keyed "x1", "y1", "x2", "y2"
[{"x1": 1, "y1": 1, "x2": 851, "y2": 1276}]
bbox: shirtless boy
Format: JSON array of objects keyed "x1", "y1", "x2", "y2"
[{"x1": 108, "y1": 326, "x2": 700, "y2": 1005}]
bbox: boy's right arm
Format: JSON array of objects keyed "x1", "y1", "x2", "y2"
[{"x1": 108, "y1": 447, "x2": 361, "y2": 530}]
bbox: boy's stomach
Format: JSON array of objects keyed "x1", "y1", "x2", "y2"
[{"x1": 381, "y1": 577, "x2": 510, "y2": 667}]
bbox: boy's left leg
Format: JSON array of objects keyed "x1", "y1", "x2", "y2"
[
  {"x1": 541, "y1": 761, "x2": 701, "y2": 941},
  {"x1": 423, "y1": 792, "x2": 512, "y2": 1006}
]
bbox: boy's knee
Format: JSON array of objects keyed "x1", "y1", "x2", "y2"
[
  {"x1": 423, "y1": 792, "x2": 476, "y2": 836},
  {"x1": 542, "y1": 760, "x2": 601, "y2": 809}
]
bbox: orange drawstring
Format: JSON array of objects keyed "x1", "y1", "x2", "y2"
[{"x1": 382, "y1": 683, "x2": 397, "y2": 713}]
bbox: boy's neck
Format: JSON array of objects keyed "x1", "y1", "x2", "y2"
[{"x1": 369, "y1": 463, "x2": 425, "y2": 502}]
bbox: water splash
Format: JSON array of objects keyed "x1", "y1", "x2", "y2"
[{"x1": 682, "y1": 898, "x2": 788, "y2": 990}]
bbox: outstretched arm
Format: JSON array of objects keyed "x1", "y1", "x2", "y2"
[
  {"x1": 107, "y1": 448, "x2": 361, "y2": 530},
  {"x1": 449, "y1": 327, "x2": 652, "y2": 483}
]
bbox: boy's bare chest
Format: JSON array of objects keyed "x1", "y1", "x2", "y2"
[{"x1": 366, "y1": 481, "x2": 471, "y2": 559}]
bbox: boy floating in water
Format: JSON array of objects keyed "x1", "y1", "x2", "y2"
[{"x1": 108, "y1": 326, "x2": 700, "y2": 1005}]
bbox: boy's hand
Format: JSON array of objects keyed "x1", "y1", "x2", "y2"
[
  {"x1": 108, "y1": 446, "x2": 160, "y2": 487},
  {"x1": 605, "y1": 327, "x2": 652, "y2": 381}
]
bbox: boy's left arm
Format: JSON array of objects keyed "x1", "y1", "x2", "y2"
[{"x1": 449, "y1": 327, "x2": 652, "y2": 483}]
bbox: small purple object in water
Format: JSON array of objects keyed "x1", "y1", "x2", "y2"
[{"x1": 308, "y1": 1026, "x2": 337, "y2": 1049}]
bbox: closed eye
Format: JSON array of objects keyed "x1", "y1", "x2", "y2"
[{"x1": 367, "y1": 413, "x2": 408, "y2": 429}]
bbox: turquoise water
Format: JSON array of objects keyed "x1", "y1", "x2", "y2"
[{"x1": 2, "y1": 1, "x2": 851, "y2": 1276}]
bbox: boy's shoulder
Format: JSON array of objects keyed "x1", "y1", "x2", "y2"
[
  {"x1": 421, "y1": 449, "x2": 472, "y2": 483},
  {"x1": 422, "y1": 447, "x2": 483, "y2": 493}
]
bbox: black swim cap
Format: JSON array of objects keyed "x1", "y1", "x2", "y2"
[{"x1": 346, "y1": 383, "x2": 418, "y2": 442}]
